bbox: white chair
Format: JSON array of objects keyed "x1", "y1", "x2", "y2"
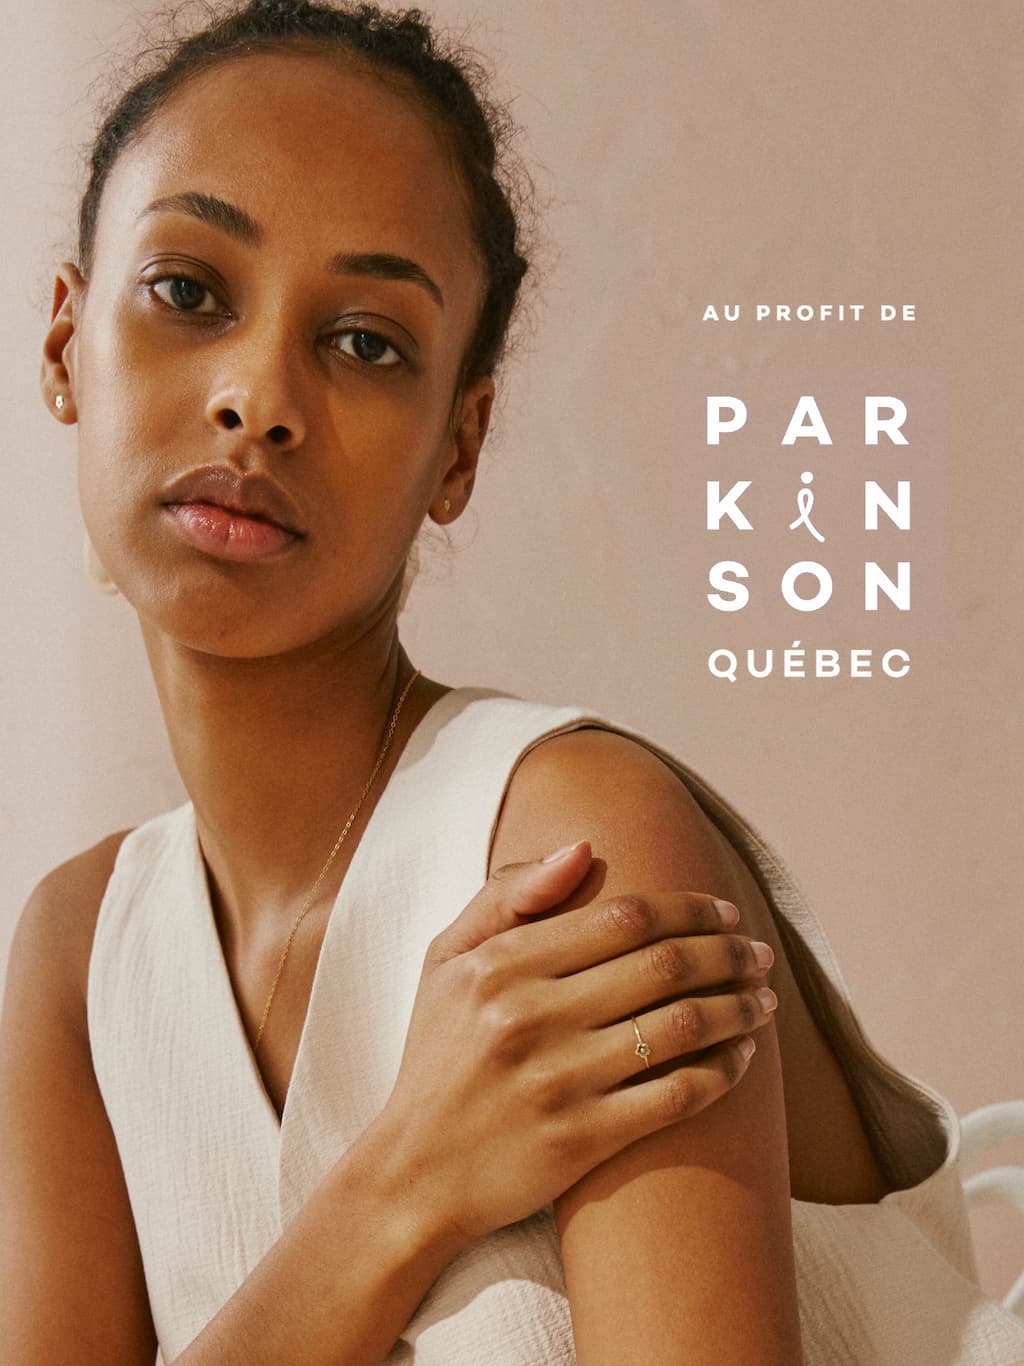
[{"x1": 960, "y1": 1100, "x2": 1024, "y2": 1317}]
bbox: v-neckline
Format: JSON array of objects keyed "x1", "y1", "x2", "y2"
[{"x1": 187, "y1": 684, "x2": 462, "y2": 1136}]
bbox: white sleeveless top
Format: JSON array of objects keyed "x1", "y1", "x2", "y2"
[{"x1": 87, "y1": 687, "x2": 1024, "y2": 1362}]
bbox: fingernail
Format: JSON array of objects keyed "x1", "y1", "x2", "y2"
[
  {"x1": 714, "y1": 898, "x2": 739, "y2": 927},
  {"x1": 737, "y1": 1035, "x2": 756, "y2": 1061},
  {"x1": 542, "y1": 839, "x2": 587, "y2": 864},
  {"x1": 755, "y1": 987, "x2": 778, "y2": 1013},
  {"x1": 752, "y1": 941, "x2": 774, "y2": 971}
]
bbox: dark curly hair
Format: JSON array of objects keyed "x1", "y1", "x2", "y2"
[{"x1": 77, "y1": 0, "x2": 531, "y2": 386}]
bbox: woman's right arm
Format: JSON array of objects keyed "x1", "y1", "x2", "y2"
[
  {"x1": 1, "y1": 839, "x2": 772, "y2": 1365},
  {"x1": 0, "y1": 835, "x2": 158, "y2": 1364}
]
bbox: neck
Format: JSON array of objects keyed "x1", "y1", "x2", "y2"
[{"x1": 140, "y1": 618, "x2": 445, "y2": 944}]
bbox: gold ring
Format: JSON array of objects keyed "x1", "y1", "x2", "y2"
[{"x1": 631, "y1": 1016, "x2": 652, "y2": 1068}]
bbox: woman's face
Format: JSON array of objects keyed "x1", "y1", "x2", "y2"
[{"x1": 46, "y1": 49, "x2": 492, "y2": 658}]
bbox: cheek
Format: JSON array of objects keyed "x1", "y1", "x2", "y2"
[
  {"x1": 317, "y1": 380, "x2": 456, "y2": 513},
  {"x1": 73, "y1": 324, "x2": 170, "y2": 560},
  {"x1": 324, "y1": 418, "x2": 448, "y2": 567},
  {"x1": 76, "y1": 298, "x2": 203, "y2": 462},
  {"x1": 80, "y1": 299, "x2": 200, "y2": 429}
]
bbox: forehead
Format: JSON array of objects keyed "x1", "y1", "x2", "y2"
[{"x1": 92, "y1": 48, "x2": 482, "y2": 304}]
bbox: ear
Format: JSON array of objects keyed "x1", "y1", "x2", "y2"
[
  {"x1": 429, "y1": 375, "x2": 495, "y2": 524},
  {"x1": 40, "y1": 262, "x2": 86, "y2": 424}
]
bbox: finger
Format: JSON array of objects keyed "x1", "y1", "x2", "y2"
[
  {"x1": 510, "y1": 890, "x2": 746, "y2": 979},
  {"x1": 426, "y1": 840, "x2": 592, "y2": 964},
  {"x1": 596, "y1": 1035, "x2": 758, "y2": 1150},
  {"x1": 562, "y1": 931, "x2": 774, "y2": 1026},
  {"x1": 590, "y1": 987, "x2": 777, "y2": 1091}
]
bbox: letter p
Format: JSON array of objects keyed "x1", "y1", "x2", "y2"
[{"x1": 707, "y1": 396, "x2": 748, "y2": 445}]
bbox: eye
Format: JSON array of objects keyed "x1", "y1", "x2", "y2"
[
  {"x1": 332, "y1": 329, "x2": 403, "y2": 368},
  {"x1": 151, "y1": 275, "x2": 222, "y2": 314}
]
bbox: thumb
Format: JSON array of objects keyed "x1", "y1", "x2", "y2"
[{"x1": 428, "y1": 840, "x2": 591, "y2": 963}]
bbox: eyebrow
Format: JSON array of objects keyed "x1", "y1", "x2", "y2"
[
  {"x1": 137, "y1": 191, "x2": 445, "y2": 309},
  {"x1": 330, "y1": 251, "x2": 444, "y2": 309},
  {"x1": 140, "y1": 192, "x2": 262, "y2": 245}
]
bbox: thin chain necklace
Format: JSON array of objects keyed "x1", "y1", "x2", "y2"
[{"x1": 252, "y1": 667, "x2": 421, "y2": 1053}]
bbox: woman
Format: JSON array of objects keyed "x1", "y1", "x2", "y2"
[{"x1": 1, "y1": 2, "x2": 1020, "y2": 1362}]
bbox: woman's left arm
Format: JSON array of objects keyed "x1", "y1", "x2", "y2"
[{"x1": 489, "y1": 727, "x2": 803, "y2": 1365}]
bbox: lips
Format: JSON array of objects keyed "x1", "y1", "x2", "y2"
[{"x1": 161, "y1": 465, "x2": 306, "y2": 536}]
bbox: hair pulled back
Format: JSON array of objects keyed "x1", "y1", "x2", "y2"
[{"x1": 78, "y1": 0, "x2": 530, "y2": 385}]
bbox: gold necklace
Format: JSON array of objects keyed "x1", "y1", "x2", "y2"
[{"x1": 253, "y1": 667, "x2": 421, "y2": 1053}]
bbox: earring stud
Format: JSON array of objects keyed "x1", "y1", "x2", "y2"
[
  {"x1": 443, "y1": 497, "x2": 451, "y2": 512},
  {"x1": 55, "y1": 394, "x2": 65, "y2": 412}
]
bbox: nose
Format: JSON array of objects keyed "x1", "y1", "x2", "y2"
[{"x1": 204, "y1": 325, "x2": 307, "y2": 452}]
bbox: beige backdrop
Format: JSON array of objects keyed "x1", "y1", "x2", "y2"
[{"x1": 3, "y1": 0, "x2": 1021, "y2": 1296}]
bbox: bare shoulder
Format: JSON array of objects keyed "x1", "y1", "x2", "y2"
[
  {"x1": 491, "y1": 725, "x2": 765, "y2": 928},
  {"x1": 10, "y1": 829, "x2": 135, "y2": 1027},
  {"x1": 496, "y1": 725, "x2": 697, "y2": 835}
]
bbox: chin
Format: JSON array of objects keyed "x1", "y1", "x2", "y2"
[{"x1": 135, "y1": 568, "x2": 397, "y2": 666}]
